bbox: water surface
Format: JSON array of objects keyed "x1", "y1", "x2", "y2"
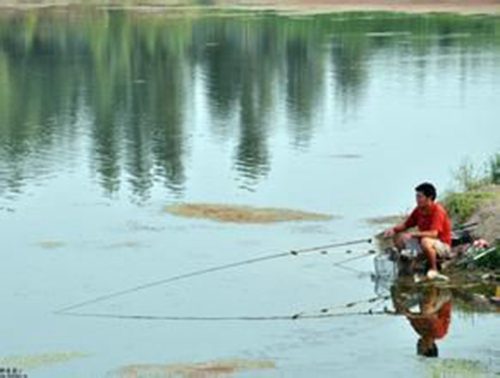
[{"x1": 0, "y1": 9, "x2": 499, "y2": 377}]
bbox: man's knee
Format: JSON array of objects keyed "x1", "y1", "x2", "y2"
[{"x1": 420, "y1": 237, "x2": 436, "y2": 253}]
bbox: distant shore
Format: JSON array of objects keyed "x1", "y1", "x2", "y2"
[{"x1": 0, "y1": 0, "x2": 500, "y2": 15}]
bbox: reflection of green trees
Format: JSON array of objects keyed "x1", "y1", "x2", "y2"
[
  {"x1": 86, "y1": 12, "x2": 192, "y2": 198},
  {"x1": 0, "y1": 15, "x2": 83, "y2": 196},
  {"x1": 284, "y1": 21, "x2": 326, "y2": 148},
  {"x1": 0, "y1": 11, "x2": 499, "y2": 198},
  {"x1": 329, "y1": 19, "x2": 370, "y2": 114},
  {"x1": 198, "y1": 18, "x2": 281, "y2": 185}
]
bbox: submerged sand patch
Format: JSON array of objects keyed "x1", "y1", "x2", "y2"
[
  {"x1": 164, "y1": 203, "x2": 334, "y2": 223},
  {"x1": 104, "y1": 241, "x2": 146, "y2": 249},
  {"x1": 110, "y1": 359, "x2": 276, "y2": 378},
  {"x1": 36, "y1": 241, "x2": 66, "y2": 249},
  {"x1": 328, "y1": 153, "x2": 363, "y2": 159},
  {"x1": 364, "y1": 214, "x2": 406, "y2": 226}
]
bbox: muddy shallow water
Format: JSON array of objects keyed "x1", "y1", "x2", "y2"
[{"x1": 0, "y1": 8, "x2": 499, "y2": 378}]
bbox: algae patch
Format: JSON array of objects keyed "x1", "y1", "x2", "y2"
[
  {"x1": 0, "y1": 352, "x2": 89, "y2": 370},
  {"x1": 164, "y1": 203, "x2": 334, "y2": 224},
  {"x1": 424, "y1": 358, "x2": 494, "y2": 378},
  {"x1": 109, "y1": 358, "x2": 276, "y2": 378}
]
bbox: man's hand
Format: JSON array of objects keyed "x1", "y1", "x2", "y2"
[
  {"x1": 384, "y1": 228, "x2": 396, "y2": 238},
  {"x1": 403, "y1": 232, "x2": 415, "y2": 240}
]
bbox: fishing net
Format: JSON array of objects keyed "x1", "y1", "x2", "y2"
[
  {"x1": 372, "y1": 252, "x2": 399, "y2": 296},
  {"x1": 374, "y1": 252, "x2": 398, "y2": 279}
]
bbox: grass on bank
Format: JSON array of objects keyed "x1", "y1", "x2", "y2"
[{"x1": 441, "y1": 154, "x2": 500, "y2": 224}]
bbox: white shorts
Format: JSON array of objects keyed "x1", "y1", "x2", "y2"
[{"x1": 404, "y1": 238, "x2": 452, "y2": 259}]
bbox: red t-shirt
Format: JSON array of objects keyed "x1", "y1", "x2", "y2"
[
  {"x1": 404, "y1": 203, "x2": 452, "y2": 246},
  {"x1": 409, "y1": 302, "x2": 452, "y2": 340}
]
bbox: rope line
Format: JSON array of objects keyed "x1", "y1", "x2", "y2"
[
  {"x1": 60, "y1": 310, "x2": 395, "y2": 322},
  {"x1": 60, "y1": 295, "x2": 394, "y2": 322},
  {"x1": 55, "y1": 238, "x2": 372, "y2": 315}
]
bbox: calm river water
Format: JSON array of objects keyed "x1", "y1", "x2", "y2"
[{"x1": 0, "y1": 8, "x2": 499, "y2": 377}]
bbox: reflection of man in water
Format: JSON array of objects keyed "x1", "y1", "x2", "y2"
[{"x1": 392, "y1": 285, "x2": 452, "y2": 357}]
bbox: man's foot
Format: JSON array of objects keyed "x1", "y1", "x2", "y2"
[
  {"x1": 413, "y1": 274, "x2": 425, "y2": 284},
  {"x1": 426, "y1": 269, "x2": 450, "y2": 282}
]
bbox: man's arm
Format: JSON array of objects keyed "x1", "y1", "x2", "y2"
[
  {"x1": 385, "y1": 210, "x2": 417, "y2": 237},
  {"x1": 392, "y1": 222, "x2": 408, "y2": 233},
  {"x1": 384, "y1": 221, "x2": 408, "y2": 238},
  {"x1": 410, "y1": 230, "x2": 439, "y2": 239}
]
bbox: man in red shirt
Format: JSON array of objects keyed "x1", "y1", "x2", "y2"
[{"x1": 385, "y1": 183, "x2": 452, "y2": 280}]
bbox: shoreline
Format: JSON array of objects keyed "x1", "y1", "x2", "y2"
[{"x1": 0, "y1": 1, "x2": 500, "y2": 15}]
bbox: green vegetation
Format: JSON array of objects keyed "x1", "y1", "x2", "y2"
[
  {"x1": 489, "y1": 153, "x2": 500, "y2": 184},
  {"x1": 451, "y1": 160, "x2": 491, "y2": 192},
  {"x1": 442, "y1": 157, "x2": 500, "y2": 223},
  {"x1": 441, "y1": 191, "x2": 496, "y2": 224}
]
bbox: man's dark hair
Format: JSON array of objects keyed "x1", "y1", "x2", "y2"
[
  {"x1": 415, "y1": 182, "x2": 437, "y2": 201},
  {"x1": 417, "y1": 339, "x2": 439, "y2": 358}
]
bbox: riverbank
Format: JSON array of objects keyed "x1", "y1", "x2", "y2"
[
  {"x1": 442, "y1": 156, "x2": 500, "y2": 245},
  {"x1": 443, "y1": 185, "x2": 500, "y2": 243},
  {"x1": 1, "y1": 0, "x2": 500, "y2": 15}
]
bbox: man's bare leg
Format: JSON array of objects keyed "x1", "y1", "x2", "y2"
[
  {"x1": 420, "y1": 237, "x2": 450, "y2": 281},
  {"x1": 421, "y1": 237, "x2": 439, "y2": 272}
]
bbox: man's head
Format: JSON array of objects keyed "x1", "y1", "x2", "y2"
[
  {"x1": 417, "y1": 337, "x2": 438, "y2": 358},
  {"x1": 415, "y1": 182, "x2": 437, "y2": 208}
]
